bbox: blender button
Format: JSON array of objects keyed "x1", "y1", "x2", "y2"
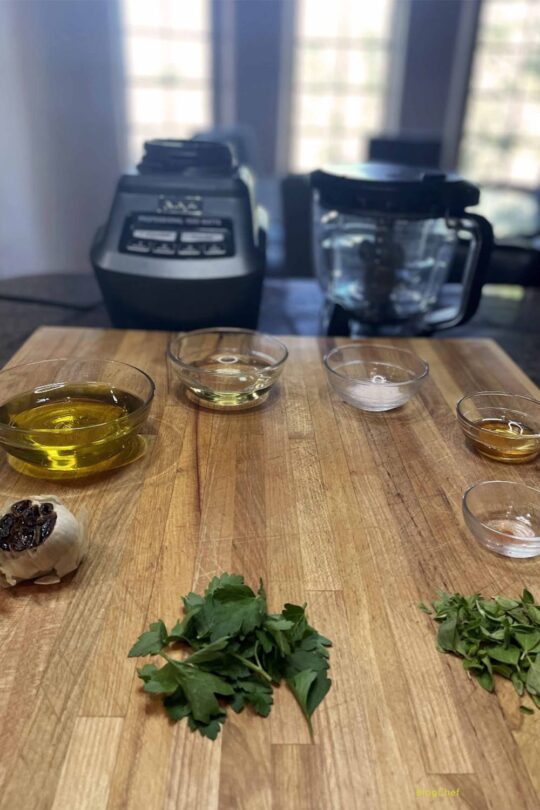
[
  {"x1": 203, "y1": 245, "x2": 227, "y2": 256},
  {"x1": 126, "y1": 241, "x2": 150, "y2": 253},
  {"x1": 177, "y1": 245, "x2": 202, "y2": 257},
  {"x1": 152, "y1": 243, "x2": 176, "y2": 256}
]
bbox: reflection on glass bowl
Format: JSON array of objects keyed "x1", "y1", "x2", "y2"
[
  {"x1": 463, "y1": 480, "x2": 540, "y2": 558},
  {"x1": 168, "y1": 328, "x2": 288, "y2": 410},
  {"x1": 324, "y1": 343, "x2": 429, "y2": 412}
]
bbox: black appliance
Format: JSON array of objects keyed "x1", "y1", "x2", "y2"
[{"x1": 91, "y1": 140, "x2": 266, "y2": 330}]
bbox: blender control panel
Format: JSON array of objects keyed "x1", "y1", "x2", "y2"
[{"x1": 119, "y1": 214, "x2": 235, "y2": 259}]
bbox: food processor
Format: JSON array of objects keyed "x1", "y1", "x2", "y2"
[{"x1": 310, "y1": 162, "x2": 493, "y2": 335}]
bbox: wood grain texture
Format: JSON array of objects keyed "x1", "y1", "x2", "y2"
[{"x1": 0, "y1": 326, "x2": 539, "y2": 810}]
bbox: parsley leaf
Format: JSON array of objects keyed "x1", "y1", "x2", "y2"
[
  {"x1": 128, "y1": 574, "x2": 332, "y2": 739},
  {"x1": 164, "y1": 659, "x2": 234, "y2": 723},
  {"x1": 199, "y1": 579, "x2": 267, "y2": 641},
  {"x1": 142, "y1": 663, "x2": 179, "y2": 694},
  {"x1": 128, "y1": 620, "x2": 168, "y2": 657}
]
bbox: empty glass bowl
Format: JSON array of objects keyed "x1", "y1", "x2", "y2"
[
  {"x1": 463, "y1": 480, "x2": 540, "y2": 558},
  {"x1": 457, "y1": 391, "x2": 540, "y2": 463},
  {"x1": 324, "y1": 343, "x2": 429, "y2": 412},
  {"x1": 168, "y1": 328, "x2": 288, "y2": 409},
  {"x1": 0, "y1": 358, "x2": 154, "y2": 479}
]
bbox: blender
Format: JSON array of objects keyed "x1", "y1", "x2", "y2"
[{"x1": 310, "y1": 162, "x2": 493, "y2": 336}]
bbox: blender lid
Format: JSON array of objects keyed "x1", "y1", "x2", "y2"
[
  {"x1": 310, "y1": 162, "x2": 480, "y2": 216},
  {"x1": 137, "y1": 139, "x2": 237, "y2": 176}
]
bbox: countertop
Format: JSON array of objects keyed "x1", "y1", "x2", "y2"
[{"x1": 0, "y1": 326, "x2": 539, "y2": 809}]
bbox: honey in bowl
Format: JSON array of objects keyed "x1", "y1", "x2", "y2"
[
  {"x1": 0, "y1": 359, "x2": 155, "y2": 479},
  {"x1": 470, "y1": 417, "x2": 539, "y2": 463},
  {"x1": 457, "y1": 392, "x2": 540, "y2": 465}
]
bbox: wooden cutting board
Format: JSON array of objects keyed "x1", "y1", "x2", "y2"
[{"x1": 0, "y1": 326, "x2": 539, "y2": 810}]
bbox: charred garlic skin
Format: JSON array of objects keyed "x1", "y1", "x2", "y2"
[
  {"x1": 0, "y1": 496, "x2": 86, "y2": 587},
  {"x1": 0, "y1": 501, "x2": 58, "y2": 552}
]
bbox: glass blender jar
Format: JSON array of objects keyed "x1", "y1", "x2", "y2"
[{"x1": 310, "y1": 163, "x2": 493, "y2": 335}]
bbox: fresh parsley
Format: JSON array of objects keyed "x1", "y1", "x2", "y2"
[
  {"x1": 421, "y1": 588, "x2": 540, "y2": 714},
  {"x1": 129, "y1": 574, "x2": 332, "y2": 739}
]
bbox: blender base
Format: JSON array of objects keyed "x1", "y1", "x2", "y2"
[{"x1": 322, "y1": 302, "x2": 434, "y2": 338}]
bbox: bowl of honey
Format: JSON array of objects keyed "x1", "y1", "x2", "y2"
[
  {"x1": 457, "y1": 391, "x2": 540, "y2": 464},
  {"x1": 0, "y1": 359, "x2": 154, "y2": 478},
  {"x1": 463, "y1": 480, "x2": 540, "y2": 558},
  {"x1": 168, "y1": 328, "x2": 288, "y2": 409}
]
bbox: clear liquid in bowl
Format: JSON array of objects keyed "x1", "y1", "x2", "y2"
[{"x1": 185, "y1": 352, "x2": 276, "y2": 407}]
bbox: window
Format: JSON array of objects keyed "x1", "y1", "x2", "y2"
[
  {"x1": 121, "y1": 0, "x2": 211, "y2": 165},
  {"x1": 460, "y1": 0, "x2": 540, "y2": 186},
  {"x1": 290, "y1": 0, "x2": 395, "y2": 171}
]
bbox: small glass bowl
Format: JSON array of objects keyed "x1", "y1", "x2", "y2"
[
  {"x1": 463, "y1": 480, "x2": 540, "y2": 558},
  {"x1": 324, "y1": 343, "x2": 429, "y2": 412},
  {"x1": 0, "y1": 358, "x2": 154, "y2": 479},
  {"x1": 168, "y1": 328, "x2": 288, "y2": 409},
  {"x1": 457, "y1": 391, "x2": 540, "y2": 464}
]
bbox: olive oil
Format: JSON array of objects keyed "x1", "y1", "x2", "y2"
[
  {"x1": 471, "y1": 417, "x2": 539, "y2": 463},
  {"x1": 0, "y1": 382, "x2": 146, "y2": 476}
]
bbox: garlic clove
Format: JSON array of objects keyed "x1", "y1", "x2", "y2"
[
  {"x1": 34, "y1": 574, "x2": 62, "y2": 586},
  {"x1": 0, "y1": 496, "x2": 87, "y2": 587}
]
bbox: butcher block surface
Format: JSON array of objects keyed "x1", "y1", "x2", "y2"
[{"x1": 1, "y1": 326, "x2": 539, "y2": 810}]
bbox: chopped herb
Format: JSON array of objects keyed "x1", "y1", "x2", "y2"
[
  {"x1": 129, "y1": 574, "x2": 332, "y2": 739},
  {"x1": 421, "y1": 588, "x2": 540, "y2": 715}
]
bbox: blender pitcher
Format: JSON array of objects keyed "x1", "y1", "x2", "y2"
[{"x1": 310, "y1": 163, "x2": 493, "y2": 336}]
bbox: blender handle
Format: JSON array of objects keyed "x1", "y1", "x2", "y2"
[{"x1": 425, "y1": 212, "x2": 493, "y2": 331}]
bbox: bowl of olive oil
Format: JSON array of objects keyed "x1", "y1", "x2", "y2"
[
  {"x1": 168, "y1": 328, "x2": 288, "y2": 409},
  {"x1": 0, "y1": 359, "x2": 154, "y2": 478},
  {"x1": 457, "y1": 391, "x2": 540, "y2": 464}
]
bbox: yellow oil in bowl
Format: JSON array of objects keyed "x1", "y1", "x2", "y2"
[{"x1": 0, "y1": 360, "x2": 154, "y2": 479}]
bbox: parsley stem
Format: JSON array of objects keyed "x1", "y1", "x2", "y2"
[{"x1": 232, "y1": 653, "x2": 272, "y2": 683}]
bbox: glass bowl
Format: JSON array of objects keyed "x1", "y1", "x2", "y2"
[
  {"x1": 463, "y1": 480, "x2": 540, "y2": 558},
  {"x1": 323, "y1": 343, "x2": 429, "y2": 412},
  {"x1": 0, "y1": 358, "x2": 154, "y2": 479},
  {"x1": 457, "y1": 391, "x2": 540, "y2": 463},
  {"x1": 168, "y1": 328, "x2": 288, "y2": 409}
]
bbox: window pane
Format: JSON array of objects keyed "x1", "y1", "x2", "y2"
[
  {"x1": 125, "y1": 37, "x2": 164, "y2": 78},
  {"x1": 169, "y1": 0, "x2": 209, "y2": 33},
  {"x1": 172, "y1": 90, "x2": 209, "y2": 127},
  {"x1": 473, "y1": 51, "x2": 519, "y2": 96},
  {"x1": 460, "y1": 0, "x2": 540, "y2": 187},
  {"x1": 122, "y1": 0, "x2": 165, "y2": 30},
  {"x1": 121, "y1": 0, "x2": 211, "y2": 166},
  {"x1": 169, "y1": 42, "x2": 209, "y2": 82},
  {"x1": 479, "y1": 1, "x2": 529, "y2": 44},
  {"x1": 297, "y1": 94, "x2": 335, "y2": 129},
  {"x1": 342, "y1": 96, "x2": 379, "y2": 131},
  {"x1": 291, "y1": 0, "x2": 394, "y2": 171},
  {"x1": 298, "y1": 1, "x2": 342, "y2": 40},
  {"x1": 347, "y1": 50, "x2": 386, "y2": 88},
  {"x1": 128, "y1": 88, "x2": 166, "y2": 125},
  {"x1": 297, "y1": 48, "x2": 339, "y2": 89}
]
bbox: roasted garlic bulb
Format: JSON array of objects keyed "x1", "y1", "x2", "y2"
[{"x1": 0, "y1": 496, "x2": 86, "y2": 587}]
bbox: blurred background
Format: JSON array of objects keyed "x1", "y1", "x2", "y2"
[{"x1": 2, "y1": 0, "x2": 540, "y2": 280}]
